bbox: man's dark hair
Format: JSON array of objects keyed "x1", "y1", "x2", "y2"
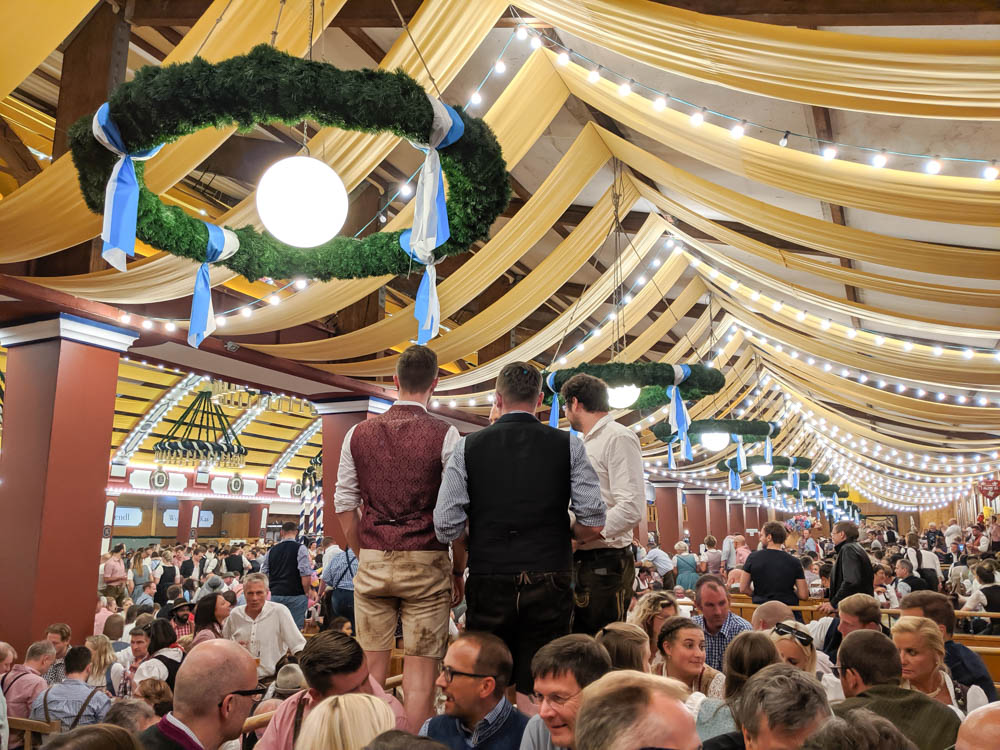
[
  {"x1": 899, "y1": 591, "x2": 957, "y2": 636},
  {"x1": 834, "y1": 521, "x2": 860, "y2": 541},
  {"x1": 800, "y1": 708, "x2": 916, "y2": 750},
  {"x1": 64, "y1": 646, "x2": 93, "y2": 674},
  {"x1": 693, "y1": 573, "x2": 727, "y2": 603},
  {"x1": 559, "y1": 373, "x2": 610, "y2": 413},
  {"x1": 166, "y1": 584, "x2": 183, "y2": 601},
  {"x1": 762, "y1": 522, "x2": 787, "y2": 545},
  {"x1": 800, "y1": 556, "x2": 814, "y2": 571},
  {"x1": 530, "y1": 634, "x2": 612, "y2": 689},
  {"x1": 104, "y1": 698, "x2": 156, "y2": 734},
  {"x1": 298, "y1": 630, "x2": 364, "y2": 694},
  {"x1": 146, "y1": 619, "x2": 178, "y2": 654},
  {"x1": 396, "y1": 344, "x2": 439, "y2": 392},
  {"x1": 733, "y1": 664, "x2": 830, "y2": 739},
  {"x1": 458, "y1": 632, "x2": 513, "y2": 699},
  {"x1": 838, "y1": 630, "x2": 901, "y2": 687},
  {"x1": 818, "y1": 562, "x2": 833, "y2": 580},
  {"x1": 281, "y1": 521, "x2": 298, "y2": 533},
  {"x1": 364, "y1": 730, "x2": 450, "y2": 749},
  {"x1": 495, "y1": 362, "x2": 541, "y2": 407},
  {"x1": 102, "y1": 614, "x2": 125, "y2": 641}
]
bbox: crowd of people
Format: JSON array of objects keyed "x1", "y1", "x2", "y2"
[{"x1": 2, "y1": 346, "x2": 999, "y2": 750}]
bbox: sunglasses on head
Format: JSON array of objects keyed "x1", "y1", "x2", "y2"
[{"x1": 772, "y1": 621, "x2": 812, "y2": 648}]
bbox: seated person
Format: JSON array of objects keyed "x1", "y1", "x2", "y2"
[{"x1": 29, "y1": 646, "x2": 111, "y2": 731}]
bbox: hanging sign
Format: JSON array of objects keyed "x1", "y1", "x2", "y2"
[
  {"x1": 978, "y1": 480, "x2": 1000, "y2": 500},
  {"x1": 162, "y1": 509, "x2": 215, "y2": 528},
  {"x1": 114, "y1": 507, "x2": 143, "y2": 527}
]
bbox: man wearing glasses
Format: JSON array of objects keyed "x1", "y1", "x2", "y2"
[
  {"x1": 420, "y1": 633, "x2": 528, "y2": 749},
  {"x1": 139, "y1": 639, "x2": 261, "y2": 750}
]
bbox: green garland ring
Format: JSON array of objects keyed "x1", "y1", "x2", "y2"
[
  {"x1": 715, "y1": 455, "x2": 810, "y2": 473},
  {"x1": 68, "y1": 44, "x2": 510, "y2": 283},
  {"x1": 545, "y1": 362, "x2": 724, "y2": 411},
  {"x1": 653, "y1": 418, "x2": 780, "y2": 446}
]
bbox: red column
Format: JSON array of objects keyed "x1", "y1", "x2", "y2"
[
  {"x1": 728, "y1": 502, "x2": 745, "y2": 537},
  {"x1": 0, "y1": 316, "x2": 135, "y2": 655},
  {"x1": 176, "y1": 499, "x2": 202, "y2": 545},
  {"x1": 654, "y1": 483, "x2": 683, "y2": 547},
  {"x1": 685, "y1": 489, "x2": 709, "y2": 551},
  {"x1": 709, "y1": 494, "x2": 728, "y2": 541},
  {"x1": 101, "y1": 495, "x2": 118, "y2": 554},
  {"x1": 248, "y1": 503, "x2": 268, "y2": 542},
  {"x1": 314, "y1": 398, "x2": 378, "y2": 549}
]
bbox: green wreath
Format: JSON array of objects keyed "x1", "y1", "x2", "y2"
[
  {"x1": 653, "y1": 418, "x2": 780, "y2": 446},
  {"x1": 714, "y1": 455, "x2": 808, "y2": 474},
  {"x1": 68, "y1": 44, "x2": 510, "y2": 282},
  {"x1": 545, "y1": 362, "x2": 724, "y2": 411},
  {"x1": 751, "y1": 471, "x2": 828, "y2": 486},
  {"x1": 786, "y1": 485, "x2": 846, "y2": 500}
]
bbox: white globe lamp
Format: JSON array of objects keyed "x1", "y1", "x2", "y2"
[
  {"x1": 699, "y1": 432, "x2": 730, "y2": 452},
  {"x1": 751, "y1": 462, "x2": 773, "y2": 477},
  {"x1": 607, "y1": 384, "x2": 642, "y2": 409},
  {"x1": 256, "y1": 156, "x2": 349, "y2": 248}
]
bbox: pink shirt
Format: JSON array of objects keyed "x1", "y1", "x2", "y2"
[
  {"x1": 735, "y1": 546, "x2": 751, "y2": 566},
  {"x1": 2, "y1": 664, "x2": 48, "y2": 746},
  {"x1": 104, "y1": 557, "x2": 126, "y2": 585},
  {"x1": 94, "y1": 607, "x2": 115, "y2": 636},
  {"x1": 255, "y1": 677, "x2": 407, "y2": 749}
]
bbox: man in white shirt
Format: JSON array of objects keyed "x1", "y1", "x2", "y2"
[
  {"x1": 222, "y1": 573, "x2": 306, "y2": 680},
  {"x1": 562, "y1": 374, "x2": 645, "y2": 634},
  {"x1": 944, "y1": 518, "x2": 963, "y2": 548}
]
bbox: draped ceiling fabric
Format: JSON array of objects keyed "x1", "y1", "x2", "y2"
[
  {"x1": 4, "y1": 3, "x2": 996, "y2": 515},
  {"x1": 517, "y1": 0, "x2": 1000, "y2": 119}
]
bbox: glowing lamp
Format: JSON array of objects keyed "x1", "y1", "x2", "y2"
[
  {"x1": 607, "y1": 384, "x2": 642, "y2": 409},
  {"x1": 699, "y1": 433, "x2": 730, "y2": 452},
  {"x1": 256, "y1": 156, "x2": 348, "y2": 248}
]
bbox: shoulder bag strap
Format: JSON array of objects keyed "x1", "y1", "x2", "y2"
[
  {"x1": 69, "y1": 686, "x2": 103, "y2": 730},
  {"x1": 43, "y1": 686, "x2": 53, "y2": 724}
]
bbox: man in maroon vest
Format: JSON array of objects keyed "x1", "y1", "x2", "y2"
[{"x1": 335, "y1": 344, "x2": 461, "y2": 731}]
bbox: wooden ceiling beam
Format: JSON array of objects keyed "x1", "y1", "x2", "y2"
[
  {"x1": 128, "y1": 0, "x2": 213, "y2": 27},
  {"x1": 0, "y1": 118, "x2": 42, "y2": 184}
]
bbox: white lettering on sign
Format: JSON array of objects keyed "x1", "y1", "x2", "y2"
[
  {"x1": 162, "y1": 509, "x2": 215, "y2": 528},
  {"x1": 114, "y1": 507, "x2": 143, "y2": 527}
]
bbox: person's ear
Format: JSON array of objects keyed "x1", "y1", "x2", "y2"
[
  {"x1": 535, "y1": 391, "x2": 544, "y2": 407},
  {"x1": 481, "y1": 677, "x2": 496, "y2": 700},
  {"x1": 429, "y1": 377, "x2": 439, "y2": 394},
  {"x1": 392, "y1": 374, "x2": 401, "y2": 391}
]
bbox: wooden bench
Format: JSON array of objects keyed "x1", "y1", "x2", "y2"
[{"x1": 8, "y1": 717, "x2": 61, "y2": 750}]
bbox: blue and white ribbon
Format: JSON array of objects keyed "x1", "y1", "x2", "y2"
[
  {"x1": 734, "y1": 436, "x2": 747, "y2": 471},
  {"x1": 668, "y1": 438, "x2": 677, "y2": 470},
  {"x1": 729, "y1": 468, "x2": 741, "y2": 491},
  {"x1": 790, "y1": 468, "x2": 801, "y2": 490},
  {"x1": 92, "y1": 103, "x2": 164, "y2": 272},
  {"x1": 187, "y1": 222, "x2": 240, "y2": 348},
  {"x1": 763, "y1": 436, "x2": 773, "y2": 464},
  {"x1": 667, "y1": 364, "x2": 693, "y2": 460},
  {"x1": 399, "y1": 96, "x2": 465, "y2": 344},
  {"x1": 546, "y1": 373, "x2": 560, "y2": 428}
]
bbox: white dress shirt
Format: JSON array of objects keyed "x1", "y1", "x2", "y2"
[
  {"x1": 944, "y1": 524, "x2": 962, "y2": 547},
  {"x1": 333, "y1": 401, "x2": 461, "y2": 513},
  {"x1": 905, "y1": 547, "x2": 943, "y2": 579},
  {"x1": 222, "y1": 601, "x2": 306, "y2": 678},
  {"x1": 578, "y1": 414, "x2": 645, "y2": 550},
  {"x1": 962, "y1": 582, "x2": 1000, "y2": 612}
]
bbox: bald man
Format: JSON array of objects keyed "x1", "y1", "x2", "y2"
[
  {"x1": 138, "y1": 640, "x2": 261, "y2": 750},
  {"x1": 957, "y1": 703, "x2": 1000, "y2": 750}
]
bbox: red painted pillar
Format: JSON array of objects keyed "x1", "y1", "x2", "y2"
[
  {"x1": 0, "y1": 316, "x2": 135, "y2": 655},
  {"x1": 314, "y1": 398, "x2": 379, "y2": 549},
  {"x1": 709, "y1": 494, "x2": 728, "y2": 541},
  {"x1": 101, "y1": 495, "x2": 118, "y2": 554},
  {"x1": 685, "y1": 489, "x2": 710, "y2": 552},
  {"x1": 248, "y1": 503, "x2": 268, "y2": 542},
  {"x1": 654, "y1": 483, "x2": 683, "y2": 548},
  {"x1": 176, "y1": 499, "x2": 202, "y2": 545},
  {"x1": 729, "y1": 502, "x2": 745, "y2": 537}
]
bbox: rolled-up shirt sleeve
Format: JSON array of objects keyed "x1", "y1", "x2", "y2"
[
  {"x1": 569, "y1": 437, "x2": 606, "y2": 528},
  {"x1": 296, "y1": 544, "x2": 313, "y2": 577},
  {"x1": 434, "y1": 437, "x2": 470, "y2": 543},
  {"x1": 333, "y1": 424, "x2": 362, "y2": 513}
]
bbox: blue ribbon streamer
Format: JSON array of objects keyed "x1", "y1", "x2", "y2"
[
  {"x1": 729, "y1": 468, "x2": 741, "y2": 491},
  {"x1": 546, "y1": 373, "x2": 560, "y2": 428},
  {"x1": 764, "y1": 436, "x2": 773, "y2": 464},
  {"x1": 735, "y1": 436, "x2": 747, "y2": 471},
  {"x1": 187, "y1": 223, "x2": 226, "y2": 348},
  {"x1": 399, "y1": 103, "x2": 464, "y2": 344},
  {"x1": 93, "y1": 103, "x2": 163, "y2": 271},
  {"x1": 791, "y1": 468, "x2": 801, "y2": 490},
  {"x1": 667, "y1": 364, "x2": 693, "y2": 460}
]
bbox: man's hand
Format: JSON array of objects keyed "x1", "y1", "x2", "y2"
[
  {"x1": 818, "y1": 602, "x2": 835, "y2": 615},
  {"x1": 451, "y1": 574, "x2": 465, "y2": 608}
]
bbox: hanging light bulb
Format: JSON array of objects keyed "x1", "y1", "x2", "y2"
[
  {"x1": 469, "y1": 91, "x2": 482, "y2": 106},
  {"x1": 588, "y1": 68, "x2": 600, "y2": 83},
  {"x1": 494, "y1": 59, "x2": 506, "y2": 74},
  {"x1": 618, "y1": 80, "x2": 632, "y2": 97},
  {"x1": 653, "y1": 97, "x2": 667, "y2": 111},
  {"x1": 925, "y1": 157, "x2": 941, "y2": 174},
  {"x1": 690, "y1": 108, "x2": 706, "y2": 127},
  {"x1": 778, "y1": 131, "x2": 789, "y2": 147},
  {"x1": 530, "y1": 35, "x2": 542, "y2": 49},
  {"x1": 516, "y1": 26, "x2": 528, "y2": 41},
  {"x1": 822, "y1": 146, "x2": 837, "y2": 160},
  {"x1": 556, "y1": 51, "x2": 569, "y2": 66},
  {"x1": 871, "y1": 150, "x2": 888, "y2": 169},
  {"x1": 241, "y1": 307, "x2": 252, "y2": 318},
  {"x1": 256, "y1": 156, "x2": 348, "y2": 247},
  {"x1": 730, "y1": 120, "x2": 746, "y2": 139},
  {"x1": 751, "y1": 462, "x2": 773, "y2": 477},
  {"x1": 700, "y1": 433, "x2": 731, "y2": 452},
  {"x1": 984, "y1": 161, "x2": 999, "y2": 181},
  {"x1": 607, "y1": 384, "x2": 642, "y2": 409}
]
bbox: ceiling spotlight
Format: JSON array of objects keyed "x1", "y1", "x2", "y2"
[
  {"x1": 984, "y1": 161, "x2": 999, "y2": 181},
  {"x1": 820, "y1": 319, "x2": 831, "y2": 330},
  {"x1": 530, "y1": 35, "x2": 542, "y2": 49},
  {"x1": 903, "y1": 341, "x2": 913, "y2": 351},
  {"x1": 294, "y1": 278, "x2": 308, "y2": 290},
  {"x1": 588, "y1": 68, "x2": 600, "y2": 83},
  {"x1": 164, "y1": 321, "x2": 177, "y2": 332},
  {"x1": 268, "y1": 294, "x2": 281, "y2": 305},
  {"x1": 469, "y1": 91, "x2": 482, "y2": 106},
  {"x1": 618, "y1": 80, "x2": 632, "y2": 97},
  {"x1": 932, "y1": 346, "x2": 943, "y2": 356},
  {"x1": 120, "y1": 313, "x2": 131, "y2": 324},
  {"x1": 516, "y1": 26, "x2": 528, "y2": 41},
  {"x1": 141, "y1": 319, "x2": 153, "y2": 330},
  {"x1": 215, "y1": 316, "x2": 227, "y2": 327}
]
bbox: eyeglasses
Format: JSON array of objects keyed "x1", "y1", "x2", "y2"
[
  {"x1": 440, "y1": 666, "x2": 493, "y2": 684},
  {"x1": 217, "y1": 687, "x2": 267, "y2": 707},
  {"x1": 529, "y1": 689, "x2": 581, "y2": 707},
  {"x1": 771, "y1": 622, "x2": 813, "y2": 648}
]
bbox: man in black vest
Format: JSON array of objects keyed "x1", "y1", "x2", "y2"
[
  {"x1": 434, "y1": 362, "x2": 606, "y2": 711},
  {"x1": 261, "y1": 522, "x2": 313, "y2": 628}
]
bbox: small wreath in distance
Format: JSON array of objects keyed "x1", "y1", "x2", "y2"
[
  {"x1": 714, "y1": 455, "x2": 809, "y2": 473},
  {"x1": 653, "y1": 418, "x2": 780, "y2": 446},
  {"x1": 68, "y1": 44, "x2": 510, "y2": 283}
]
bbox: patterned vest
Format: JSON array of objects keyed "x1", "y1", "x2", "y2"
[{"x1": 351, "y1": 405, "x2": 451, "y2": 551}]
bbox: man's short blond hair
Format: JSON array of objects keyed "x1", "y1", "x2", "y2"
[
  {"x1": 838, "y1": 593, "x2": 881, "y2": 625},
  {"x1": 243, "y1": 572, "x2": 268, "y2": 589},
  {"x1": 575, "y1": 671, "x2": 689, "y2": 750}
]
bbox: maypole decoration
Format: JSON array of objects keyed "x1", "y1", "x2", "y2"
[{"x1": 69, "y1": 44, "x2": 509, "y2": 348}]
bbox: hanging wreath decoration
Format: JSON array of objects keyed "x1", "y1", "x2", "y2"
[{"x1": 68, "y1": 44, "x2": 510, "y2": 346}]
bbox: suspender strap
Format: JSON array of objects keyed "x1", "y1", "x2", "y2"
[
  {"x1": 69, "y1": 687, "x2": 103, "y2": 729},
  {"x1": 43, "y1": 687, "x2": 52, "y2": 724},
  {"x1": 1, "y1": 671, "x2": 28, "y2": 696},
  {"x1": 333, "y1": 550, "x2": 355, "y2": 589},
  {"x1": 292, "y1": 695, "x2": 307, "y2": 743}
]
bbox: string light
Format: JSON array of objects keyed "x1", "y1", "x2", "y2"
[
  {"x1": 241, "y1": 307, "x2": 252, "y2": 318},
  {"x1": 925, "y1": 157, "x2": 942, "y2": 175},
  {"x1": 821, "y1": 146, "x2": 837, "y2": 160},
  {"x1": 778, "y1": 131, "x2": 789, "y2": 147},
  {"x1": 871, "y1": 150, "x2": 888, "y2": 168},
  {"x1": 494, "y1": 59, "x2": 506, "y2": 74},
  {"x1": 690, "y1": 108, "x2": 706, "y2": 127},
  {"x1": 730, "y1": 120, "x2": 746, "y2": 139},
  {"x1": 556, "y1": 51, "x2": 569, "y2": 66}
]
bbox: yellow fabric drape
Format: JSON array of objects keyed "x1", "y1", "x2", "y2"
[
  {"x1": 518, "y1": 0, "x2": 1000, "y2": 119},
  {"x1": 216, "y1": 47, "x2": 567, "y2": 336},
  {"x1": 321, "y1": 183, "x2": 645, "y2": 377},
  {"x1": 0, "y1": 0, "x2": 98, "y2": 102},
  {"x1": 595, "y1": 130, "x2": 1000, "y2": 281},
  {"x1": 632, "y1": 183, "x2": 998, "y2": 307},
  {"x1": 247, "y1": 123, "x2": 609, "y2": 361},
  {"x1": 548, "y1": 55, "x2": 1000, "y2": 225},
  {"x1": 0, "y1": 0, "x2": 344, "y2": 262},
  {"x1": 620, "y1": 277, "x2": 707, "y2": 364}
]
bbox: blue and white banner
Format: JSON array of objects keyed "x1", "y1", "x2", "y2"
[
  {"x1": 399, "y1": 96, "x2": 464, "y2": 344},
  {"x1": 790, "y1": 468, "x2": 800, "y2": 490},
  {"x1": 546, "y1": 373, "x2": 560, "y2": 428},
  {"x1": 92, "y1": 103, "x2": 163, "y2": 272},
  {"x1": 729, "y1": 468, "x2": 741, "y2": 491},
  {"x1": 667, "y1": 364, "x2": 692, "y2": 461},
  {"x1": 188, "y1": 222, "x2": 240, "y2": 348},
  {"x1": 734, "y1": 436, "x2": 747, "y2": 471}
]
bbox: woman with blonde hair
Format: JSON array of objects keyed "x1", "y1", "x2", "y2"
[
  {"x1": 295, "y1": 693, "x2": 395, "y2": 750},
  {"x1": 674, "y1": 542, "x2": 700, "y2": 590},
  {"x1": 135, "y1": 678, "x2": 173, "y2": 716},
  {"x1": 768, "y1": 620, "x2": 817, "y2": 675},
  {"x1": 84, "y1": 634, "x2": 124, "y2": 694},
  {"x1": 596, "y1": 622, "x2": 650, "y2": 672},
  {"x1": 891, "y1": 615, "x2": 987, "y2": 717},
  {"x1": 627, "y1": 590, "x2": 678, "y2": 670}
]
